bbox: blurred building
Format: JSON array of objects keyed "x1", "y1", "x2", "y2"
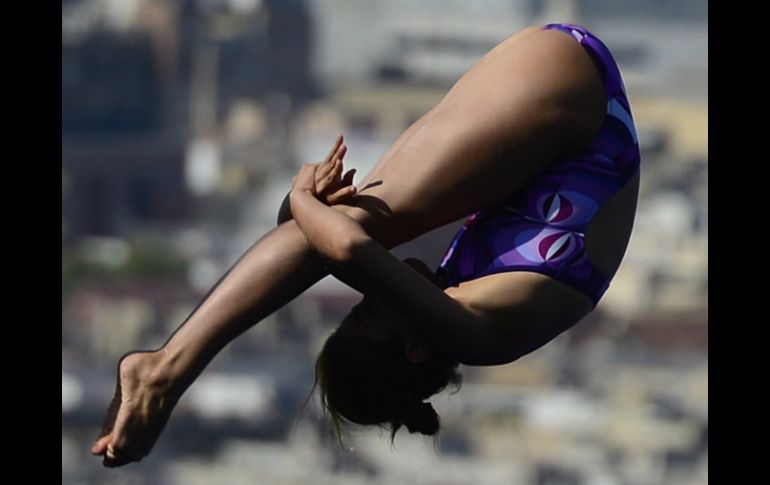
[{"x1": 62, "y1": 0, "x2": 317, "y2": 239}]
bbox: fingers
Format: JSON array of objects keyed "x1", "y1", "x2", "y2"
[
  {"x1": 325, "y1": 168, "x2": 357, "y2": 204},
  {"x1": 323, "y1": 134, "x2": 344, "y2": 164},
  {"x1": 335, "y1": 143, "x2": 347, "y2": 163},
  {"x1": 327, "y1": 184, "x2": 358, "y2": 204},
  {"x1": 316, "y1": 145, "x2": 348, "y2": 181},
  {"x1": 317, "y1": 147, "x2": 349, "y2": 193},
  {"x1": 315, "y1": 156, "x2": 336, "y2": 184},
  {"x1": 315, "y1": 157, "x2": 332, "y2": 181},
  {"x1": 328, "y1": 157, "x2": 343, "y2": 183},
  {"x1": 310, "y1": 136, "x2": 351, "y2": 200},
  {"x1": 320, "y1": 138, "x2": 347, "y2": 172},
  {"x1": 318, "y1": 143, "x2": 347, "y2": 178}
]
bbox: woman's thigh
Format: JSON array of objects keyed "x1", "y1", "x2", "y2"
[{"x1": 341, "y1": 27, "x2": 606, "y2": 242}]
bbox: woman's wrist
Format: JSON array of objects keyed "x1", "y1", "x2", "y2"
[
  {"x1": 289, "y1": 188, "x2": 320, "y2": 224},
  {"x1": 289, "y1": 187, "x2": 314, "y2": 202}
]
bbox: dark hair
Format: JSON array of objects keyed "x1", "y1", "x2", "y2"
[{"x1": 307, "y1": 325, "x2": 462, "y2": 449}]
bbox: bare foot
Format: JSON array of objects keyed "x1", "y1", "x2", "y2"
[{"x1": 91, "y1": 351, "x2": 181, "y2": 467}]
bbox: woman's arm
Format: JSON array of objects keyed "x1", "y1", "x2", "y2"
[{"x1": 290, "y1": 165, "x2": 514, "y2": 363}]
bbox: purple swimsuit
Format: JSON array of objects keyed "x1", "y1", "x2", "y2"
[{"x1": 436, "y1": 23, "x2": 640, "y2": 307}]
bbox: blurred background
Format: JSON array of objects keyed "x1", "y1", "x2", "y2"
[{"x1": 62, "y1": 1, "x2": 707, "y2": 484}]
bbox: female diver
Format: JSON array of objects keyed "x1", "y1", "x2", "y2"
[{"x1": 92, "y1": 23, "x2": 640, "y2": 466}]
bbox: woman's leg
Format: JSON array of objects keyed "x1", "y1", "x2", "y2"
[
  {"x1": 92, "y1": 221, "x2": 321, "y2": 465},
  {"x1": 93, "y1": 210, "x2": 412, "y2": 466},
  {"x1": 349, "y1": 27, "x2": 606, "y2": 235}
]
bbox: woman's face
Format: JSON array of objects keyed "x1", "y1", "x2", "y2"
[
  {"x1": 338, "y1": 293, "x2": 414, "y2": 342},
  {"x1": 337, "y1": 293, "x2": 431, "y2": 362}
]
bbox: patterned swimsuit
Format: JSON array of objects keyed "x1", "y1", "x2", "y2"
[{"x1": 436, "y1": 23, "x2": 641, "y2": 307}]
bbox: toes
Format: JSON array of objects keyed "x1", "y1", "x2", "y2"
[
  {"x1": 91, "y1": 435, "x2": 111, "y2": 455},
  {"x1": 106, "y1": 443, "x2": 119, "y2": 460},
  {"x1": 102, "y1": 445, "x2": 145, "y2": 468},
  {"x1": 102, "y1": 444, "x2": 137, "y2": 467}
]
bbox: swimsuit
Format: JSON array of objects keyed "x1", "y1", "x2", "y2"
[{"x1": 436, "y1": 23, "x2": 640, "y2": 307}]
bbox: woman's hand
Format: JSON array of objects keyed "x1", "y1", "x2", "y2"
[
  {"x1": 291, "y1": 162, "x2": 321, "y2": 197},
  {"x1": 309, "y1": 134, "x2": 357, "y2": 205}
]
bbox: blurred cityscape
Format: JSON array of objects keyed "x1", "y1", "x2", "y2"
[{"x1": 62, "y1": 1, "x2": 707, "y2": 484}]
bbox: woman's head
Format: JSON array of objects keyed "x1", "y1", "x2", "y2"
[{"x1": 310, "y1": 293, "x2": 462, "y2": 447}]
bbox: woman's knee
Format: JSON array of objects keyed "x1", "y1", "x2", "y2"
[{"x1": 333, "y1": 202, "x2": 413, "y2": 249}]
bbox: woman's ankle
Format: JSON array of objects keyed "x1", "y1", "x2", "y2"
[
  {"x1": 120, "y1": 349, "x2": 186, "y2": 398},
  {"x1": 148, "y1": 346, "x2": 201, "y2": 396}
]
